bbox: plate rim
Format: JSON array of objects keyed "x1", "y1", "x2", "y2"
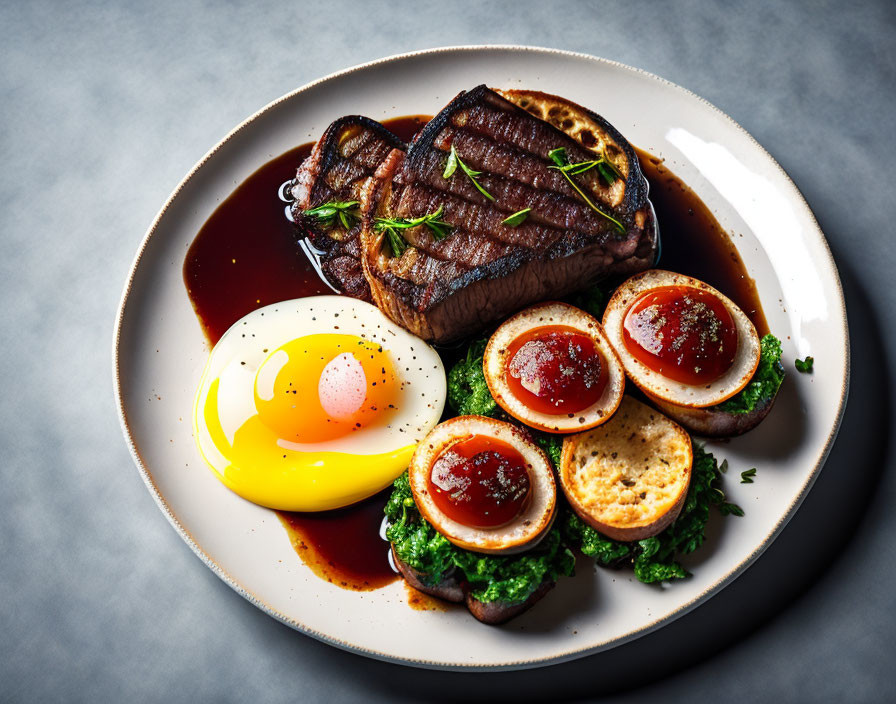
[{"x1": 112, "y1": 44, "x2": 851, "y2": 671}]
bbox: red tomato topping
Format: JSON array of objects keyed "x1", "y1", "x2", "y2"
[
  {"x1": 428, "y1": 436, "x2": 531, "y2": 528},
  {"x1": 505, "y1": 326, "x2": 606, "y2": 415},
  {"x1": 622, "y1": 285, "x2": 737, "y2": 385}
]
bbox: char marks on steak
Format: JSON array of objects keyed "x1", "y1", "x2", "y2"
[
  {"x1": 290, "y1": 116, "x2": 406, "y2": 300},
  {"x1": 360, "y1": 85, "x2": 658, "y2": 343}
]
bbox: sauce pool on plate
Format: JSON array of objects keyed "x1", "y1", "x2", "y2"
[{"x1": 183, "y1": 119, "x2": 766, "y2": 592}]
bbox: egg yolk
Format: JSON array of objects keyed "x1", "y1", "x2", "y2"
[
  {"x1": 196, "y1": 332, "x2": 418, "y2": 511},
  {"x1": 254, "y1": 335, "x2": 397, "y2": 443}
]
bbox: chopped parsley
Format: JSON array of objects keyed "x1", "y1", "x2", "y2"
[
  {"x1": 446, "y1": 338, "x2": 498, "y2": 417},
  {"x1": 795, "y1": 356, "x2": 814, "y2": 373},
  {"x1": 717, "y1": 334, "x2": 785, "y2": 414}
]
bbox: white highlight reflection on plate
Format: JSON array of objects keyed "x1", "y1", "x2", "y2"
[{"x1": 666, "y1": 127, "x2": 827, "y2": 356}]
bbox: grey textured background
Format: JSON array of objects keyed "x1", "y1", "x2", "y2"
[{"x1": 2, "y1": 0, "x2": 894, "y2": 701}]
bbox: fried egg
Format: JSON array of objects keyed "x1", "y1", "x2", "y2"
[{"x1": 193, "y1": 296, "x2": 446, "y2": 511}]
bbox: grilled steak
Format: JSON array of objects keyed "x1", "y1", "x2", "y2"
[
  {"x1": 360, "y1": 85, "x2": 658, "y2": 343},
  {"x1": 290, "y1": 116, "x2": 406, "y2": 300}
]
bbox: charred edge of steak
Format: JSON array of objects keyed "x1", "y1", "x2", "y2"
[
  {"x1": 290, "y1": 116, "x2": 406, "y2": 298},
  {"x1": 390, "y1": 546, "x2": 554, "y2": 624},
  {"x1": 497, "y1": 87, "x2": 649, "y2": 218},
  {"x1": 360, "y1": 148, "x2": 441, "y2": 338}
]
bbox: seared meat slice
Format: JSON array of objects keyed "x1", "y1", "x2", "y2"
[
  {"x1": 361, "y1": 85, "x2": 658, "y2": 343},
  {"x1": 290, "y1": 116, "x2": 406, "y2": 300}
]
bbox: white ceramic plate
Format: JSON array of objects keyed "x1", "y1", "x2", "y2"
[{"x1": 114, "y1": 46, "x2": 849, "y2": 670}]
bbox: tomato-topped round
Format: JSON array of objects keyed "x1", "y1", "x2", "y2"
[
  {"x1": 428, "y1": 435, "x2": 531, "y2": 528},
  {"x1": 622, "y1": 285, "x2": 738, "y2": 385},
  {"x1": 504, "y1": 325, "x2": 608, "y2": 415}
]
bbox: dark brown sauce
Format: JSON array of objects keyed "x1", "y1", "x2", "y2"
[
  {"x1": 183, "y1": 120, "x2": 767, "y2": 593},
  {"x1": 278, "y1": 491, "x2": 396, "y2": 591},
  {"x1": 637, "y1": 148, "x2": 769, "y2": 336}
]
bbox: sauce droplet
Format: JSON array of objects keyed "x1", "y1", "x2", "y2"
[
  {"x1": 622, "y1": 285, "x2": 737, "y2": 385},
  {"x1": 506, "y1": 326, "x2": 606, "y2": 414},
  {"x1": 428, "y1": 436, "x2": 530, "y2": 528}
]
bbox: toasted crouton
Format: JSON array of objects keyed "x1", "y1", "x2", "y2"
[{"x1": 560, "y1": 396, "x2": 692, "y2": 541}]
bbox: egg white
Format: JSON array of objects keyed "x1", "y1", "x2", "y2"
[{"x1": 194, "y1": 295, "x2": 446, "y2": 488}]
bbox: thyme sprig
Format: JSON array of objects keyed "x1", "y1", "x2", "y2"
[
  {"x1": 548, "y1": 146, "x2": 623, "y2": 185},
  {"x1": 374, "y1": 205, "x2": 454, "y2": 257},
  {"x1": 302, "y1": 200, "x2": 360, "y2": 231},
  {"x1": 502, "y1": 208, "x2": 531, "y2": 227},
  {"x1": 547, "y1": 147, "x2": 625, "y2": 234},
  {"x1": 443, "y1": 145, "x2": 495, "y2": 201}
]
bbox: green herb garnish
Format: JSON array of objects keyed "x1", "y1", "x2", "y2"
[
  {"x1": 374, "y1": 205, "x2": 454, "y2": 257},
  {"x1": 383, "y1": 227, "x2": 407, "y2": 258},
  {"x1": 568, "y1": 281, "x2": 610, "y2": 319},
  {"x1": 741, "y1": 468, "x2": 757, "y2": 484},
  {"x1": 443, "y1": 145, "x2": 495, "y2": 201},
  {"x1": 546, "y1": 147, "x2": 625, "y2": 234},
  {"x1": 446, "y1": 338, "x2": 498, "y2": 417},
  {"x1": 502, "y1": 208, "x2": 531, "y2": 227},
  {"x1": 547, "y1": 146, "x2": 622, "y2": 185},
  {"x1": 795, "y1": 356, "x2": 814, "y2": 373},
  {"x1": 302, "y1": 200, "x2": 360, "y2": 231},
  {"x1": 719, "y1": 502, "x2": 745, "y2": 517},
  {"x1": 385, "y1": 473, "x2": 575, "y2": 604},
  {"x1": 718, "y1": 334, "x2": 785, "y2": 414}
]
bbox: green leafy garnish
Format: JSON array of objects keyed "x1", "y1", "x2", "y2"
[
  {"x1": 795, "y1": 356, "x2": 814, "y2": 373},
  {"x1": 718, "y1": 334, "x2": 785, "y2": 414},
  {"x1": 385, "y1": 473, "x2": 575, "y2": 604},
  {"x1": 374, "y1": 206, "x2": 454, "y2": 257},
  {"x1": 568, "y1": 282, "x2": 609, "y2": 319},
  {"x1": 547, "y1": 147, "x2": 622, "y2": 185},
  {"x1": 502, "y1": 208, "x2": 532, "y2": 227},
  {"x1": 446, "y1": 338, "x2": 498, "y2": 417},
  {"x1": 719, "y1": 502, "x2": 745, "y2": 517},
  {"x1": 442, "y1": 145, "x2": 459, "y2": 178},
  {"x1": 563, "y1": 445, "x2": 741, "y2": 583},
  {"x1": 534, "y1": 433, "x2": 563, "y2": 469},
  {"x1": 302, "y1": 200, "x2": 360, "y2": 231},
  {"x1": 741, "y1": 468, "x2": 757, "y2": 484},
  {"x1": 443, "y1": 145, "x2": 495, "y2": 201},
  {"x1": 546, "y1": 147, "x2": 625, "y2": 234},
  {"x1": 548, "y1": 147, "x2": 568, "y2": 167}
]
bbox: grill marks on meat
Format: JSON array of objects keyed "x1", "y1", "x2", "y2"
[
  {"x1": 290, "y1": 116, "x2": 406, "y2": 300},
  {"x1": 360, "y1": 85, "x2": 658, "y2": 342}
]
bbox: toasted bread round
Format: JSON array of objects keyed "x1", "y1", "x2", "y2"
[
  {"x1": 483, "y1": 302, "x2": 625, "y2": 433},
  {"x1": 408, "y1": 416, "x2": 556, "y2": 555},
  {"x1": 602, "y1": 270, "x2": 760, "y2": 408},
  {"x1": 560, "y1": 396, "x2": 692, "y2": 541}
]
